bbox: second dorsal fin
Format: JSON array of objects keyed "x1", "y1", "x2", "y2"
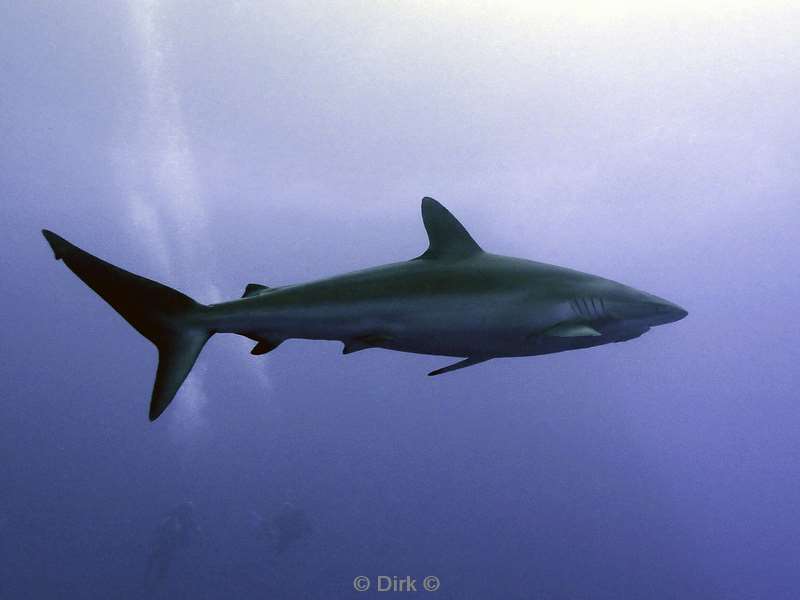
[{"x1": 414, "y1": 197, "x2": 483, "y2": 261}]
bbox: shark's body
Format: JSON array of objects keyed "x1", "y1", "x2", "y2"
[{"x1": 43, "y1": 197, "x2": 687, "y2": 421}]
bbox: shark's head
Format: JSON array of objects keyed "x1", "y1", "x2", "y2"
[
  {"x1": 557, "y1": 275, "x2": 687, "y2": 344},
  {"x1": 578, "y1": 280, "x2": 687, "y2": 342}
]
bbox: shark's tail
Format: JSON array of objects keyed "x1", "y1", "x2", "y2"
[{"x1": 42, "y1": 230, "x2": 213, "y2": 421}]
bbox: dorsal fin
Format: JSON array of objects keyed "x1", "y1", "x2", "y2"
[
  {"x1": 241, "y1": 283, "x2": 269, "y2": 298},
  {"x1": 414, "y1": 197, "x2": 483, "y2": 260}
]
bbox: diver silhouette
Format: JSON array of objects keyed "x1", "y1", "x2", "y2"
[
  {"x1": 144, "y1": 501, "x2": 203, "y2": 590},
  {"x1": 252, "y1": 502, "x2": 312, "y2": 555}
]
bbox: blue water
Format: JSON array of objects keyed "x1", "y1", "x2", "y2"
[{"x1": 3, "y1": 4, "x2": 799, "y2": 598}]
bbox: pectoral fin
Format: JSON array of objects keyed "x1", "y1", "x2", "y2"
[
  {"x1": 428, "y1": 356, "x2": 491, "y2": 376},
  {"x1": 543, "y1": 322, "x2": 602, "y2": 338}
]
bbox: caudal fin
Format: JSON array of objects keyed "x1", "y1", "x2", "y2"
[{"x1": 42, "y1": 230, "x2": 212, "y2": 421}]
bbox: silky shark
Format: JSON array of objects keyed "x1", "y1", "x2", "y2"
[{"x1": 42, "y1": 197, "x2": 687, "y2": 421}]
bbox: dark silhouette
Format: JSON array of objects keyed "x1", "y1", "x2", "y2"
[
  {"x1": 144, "y1": 501, "x2": 203, "y2": 590},
  {"x1": 252, "y1": 503, "x2": 313, "y2": 555}
]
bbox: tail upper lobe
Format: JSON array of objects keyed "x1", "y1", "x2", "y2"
[{"x1": 42, "y1": 230, "x2": 212, "y2": 421}]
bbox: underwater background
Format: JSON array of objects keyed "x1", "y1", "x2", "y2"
[{"x1": 2, "y1": 2, "x2": 799, "y2": 598}]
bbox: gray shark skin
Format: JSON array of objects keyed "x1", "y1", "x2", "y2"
[{"x1": 42, "y1": 197, "x2": 687, "y2": 421}]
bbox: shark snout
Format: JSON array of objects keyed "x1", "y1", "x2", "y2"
[
  {"x1": 604, "y1": 291, "x2": 688, "y2": 327},
  {"x1": 645, "y1": 298, "x2": 688, "y2": 325},
  {"x1": 656, "y1": 301, "x2": 688, "y2": 323}
]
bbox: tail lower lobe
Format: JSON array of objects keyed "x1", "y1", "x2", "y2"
[{"x1": 42, "y1": 230, "x2": 212, "y2": 421}]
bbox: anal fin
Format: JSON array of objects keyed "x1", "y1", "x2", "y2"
[{"x1": 428, "y1": 356, "x2": 491, "y2": 376}]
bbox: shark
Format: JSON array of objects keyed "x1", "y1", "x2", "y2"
[{"x1": 42, "y1": 197, "x2": 687, "y2": 421}]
